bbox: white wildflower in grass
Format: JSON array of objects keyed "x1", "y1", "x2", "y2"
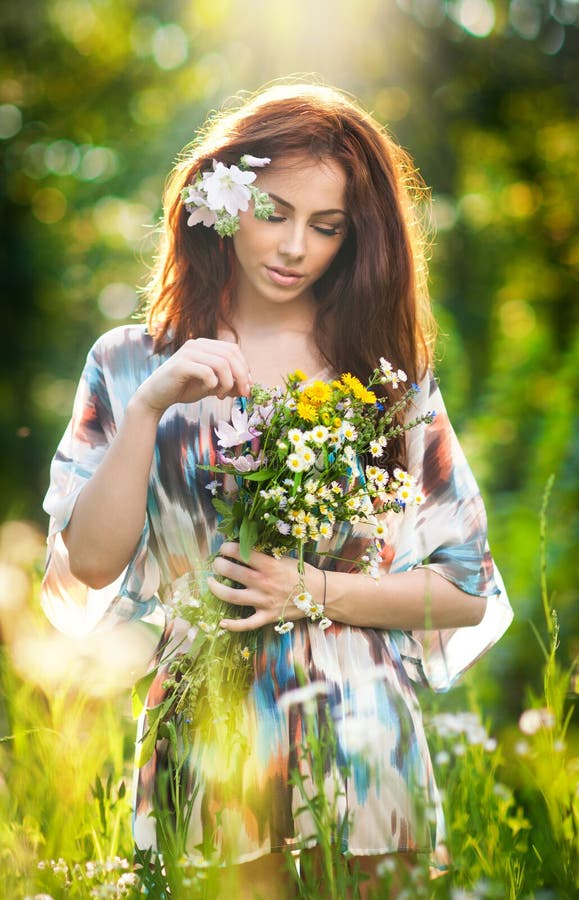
[
  {"x1": 240, "y1": 646, "x2": 251, "y2": 660},
  {"x1": 373, "y1": 470, "x2": 388, "y2": 486},
  {"x1": 413, "y1": 491, "x2": 425, "y2": 505},
  {"x1": 346, "y1": 495, "x2": 361, "y2": 510},
  {"x1": 304, "y1": 491, "x2": 317, "y2": 506},
  {"x1": 366, "y1": 465, "x2": 380, "y2": 479},
  {"x1": 205, "y1": 479, "x2": 221, "y2": 495},
  {"x1": 274, "y1": 620, "x2": 294, "y2": 633},
  {"x1": 271, "y1": 547, "x2": 285, "y2": 559},
  {"x1": 276, "y1": 520, "x2": 291, "y2": 535},
  {"x1": 278, "y1": 681, "x2": 329, "y2": 712},
  {"x1": 435, "y1": 750, "x2": 451, "y2": 766},
  {"x1": 369, "y1": 440, "x2": 384, "y2": 457},
  {"x1": 518, "y1": 707, "x2": 555, "y2": 735},
  {"x1": 291, "y1": 523, "x2": 307, "y2": 539},
  {"x1": 376, "y1": 857, "x2": 397, "y2": 877}
]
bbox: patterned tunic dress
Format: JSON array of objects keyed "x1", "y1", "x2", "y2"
[{"x1": 41, "y1": 324, "x2": 513, "y2": 865}]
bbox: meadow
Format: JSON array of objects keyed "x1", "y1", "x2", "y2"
[{"x1": 0, "y1": 482, "x2": 576, "y2": 899}]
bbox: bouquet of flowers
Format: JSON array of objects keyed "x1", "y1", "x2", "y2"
[{"x1": 133, "y1": 360, "x2": 435, "y2": 765}]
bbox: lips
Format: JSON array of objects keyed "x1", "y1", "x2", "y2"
[{"x1": 266, "y1": 266, "x2": 305, "y2": 287}]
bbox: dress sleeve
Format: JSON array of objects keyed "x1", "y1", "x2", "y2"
[
  {"x1": 41, "y1": 334, "x2": 164, "y2": 640},
  {"x1": 388, "y1": 370, "x2": 513, "y2": 691}
]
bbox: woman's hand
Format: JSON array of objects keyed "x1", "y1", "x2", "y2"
[
  {"x1": 208, "y1": 542, "x2": 325, "y2": 632},
  {"x1": 134, "y1": 338, "x2": 252, "y2": 419}
]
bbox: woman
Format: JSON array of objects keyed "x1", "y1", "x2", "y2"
[{"x1": 41, "y1": 82, "x2": 513, "y2": 897}]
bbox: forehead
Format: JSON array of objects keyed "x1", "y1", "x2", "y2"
[{"x1": 256, "y1": 155, "x2": 347, "y2": 211}]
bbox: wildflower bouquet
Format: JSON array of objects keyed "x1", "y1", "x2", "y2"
[{"x1": 133, "y1": 361, "x2": 435, "y2": 765}]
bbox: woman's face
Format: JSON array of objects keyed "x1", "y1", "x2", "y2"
[{"x1": 231, "y1": 155, "x2": 348, "y2": 310}]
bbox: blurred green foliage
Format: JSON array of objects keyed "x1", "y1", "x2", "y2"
[{"x1": 1, "y1": 0, "x2": 577, "y2": 715}]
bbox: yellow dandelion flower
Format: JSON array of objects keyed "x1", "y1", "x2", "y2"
[
  {"x1": 290, "y1": 369, "x2": 307, "y2": 382},
  {"x1": 302, "y1": 381, "x2": 332, "y2": 406},
  {"x1": 332, "y1": 417, "x2": 342, "y2": 428},
  {"x1": 338, "y1": 373, "x2": 376, "y2": 404},
  {"x1": 296, "y1": 399, "x2": 318, "y2": 422}
]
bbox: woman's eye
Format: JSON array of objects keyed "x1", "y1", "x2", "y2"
[
  {"x1": 267, "y1": 214, "x2": 285, "y2": 222},
  {"x1": 314, "y1": 226, "x2": 341, "y2": 237}
]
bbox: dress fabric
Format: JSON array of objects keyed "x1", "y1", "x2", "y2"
[{"x1": 41, "y1": 324, "x2": 513, "y2": 864}]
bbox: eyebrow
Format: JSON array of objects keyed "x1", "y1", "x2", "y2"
[{"x1": 268, "y1": 192, "x2": 347, "y2": 216}]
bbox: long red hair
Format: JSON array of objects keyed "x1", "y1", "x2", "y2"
[{"x1": 145, "y1": 82, "x2": 435, "y2": 392}]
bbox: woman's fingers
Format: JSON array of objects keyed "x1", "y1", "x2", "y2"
[
  {"x1": 135, "y1": 339, "x2": 252, "y2": 414},
  {"x1": 207, "y1": 574, "x2": 253, "y2": 607},
  {"x1": 212, "y1": 554, "x2": 258, "y2": 587},
  {"x1": 186, "y1": 339, "x2": 251, "y2": 397},
  {"x1": 218, "y1": 541, "x2": 265, "y2": 569},
  {"x1": 219, "y1": 612, "x2": 267, "y2": 632}
]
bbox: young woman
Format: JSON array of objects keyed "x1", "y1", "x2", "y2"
[{"x1": 41, "y1": 83, "x2": 513, "y2": 897}]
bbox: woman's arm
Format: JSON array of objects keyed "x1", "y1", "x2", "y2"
[
  {"x1": 209, "y1": 543, "x2": 487, "y2": 632},
  {"x1": 64, "y1": 339, "x2": 252, "y2": 589}
]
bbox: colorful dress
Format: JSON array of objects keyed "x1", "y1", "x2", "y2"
[{"x1": 41, "y1": 324, "x2": 513, "y2": 864}]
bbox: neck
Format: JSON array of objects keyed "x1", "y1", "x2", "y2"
[{"x1": 231, "y1": 278, "x2": 316, "y2": 336}]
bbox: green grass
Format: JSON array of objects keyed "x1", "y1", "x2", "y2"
[{"x1": 0, "y1": 484, "x2": 576, "y2": 899}]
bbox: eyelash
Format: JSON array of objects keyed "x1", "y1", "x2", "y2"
[{"x1": 267, "y1": 215, "x2": 342, "y2": 237}]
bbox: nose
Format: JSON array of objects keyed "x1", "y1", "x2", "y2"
[{"x1": 278, "y1": 222, "x2": 306, "y2": 260}]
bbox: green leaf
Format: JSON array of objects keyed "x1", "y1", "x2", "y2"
[
  {"x1": 212, "y1": 497, "x2": 232, "y2": 517},
  {"x1": 136, "y1": 719, "x2": 160, "y2": 768},
  {"x1": 135, "y1": 701, "x2": 171, "y2": 767},
  {"x1": 131, "y1": 668, "x2": 158, "y2": 719},
  {"x1": 241, "y1": 469, "x2": 277, "y2": 482},
  {"x1": 239, "y1": 517, "x2": 258, "y2": 562}
]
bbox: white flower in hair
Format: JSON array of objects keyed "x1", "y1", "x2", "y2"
[
  {"x1": 182, "y1": 155, "x2": 275, "y2": 238},
  {"x1": 240, "y1": 154, "x2": 271, "y2": 168},
  {"x1": 203, "y1": 161, "x2": 257, "y2": 216}
]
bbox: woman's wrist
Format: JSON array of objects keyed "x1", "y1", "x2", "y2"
[{"x1": 128, "y1": 388, "x2": 165, "y2": 427}]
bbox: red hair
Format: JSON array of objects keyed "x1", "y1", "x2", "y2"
[{"x1": 145, "y1": 82, "x2": 435, "y2": 395}]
